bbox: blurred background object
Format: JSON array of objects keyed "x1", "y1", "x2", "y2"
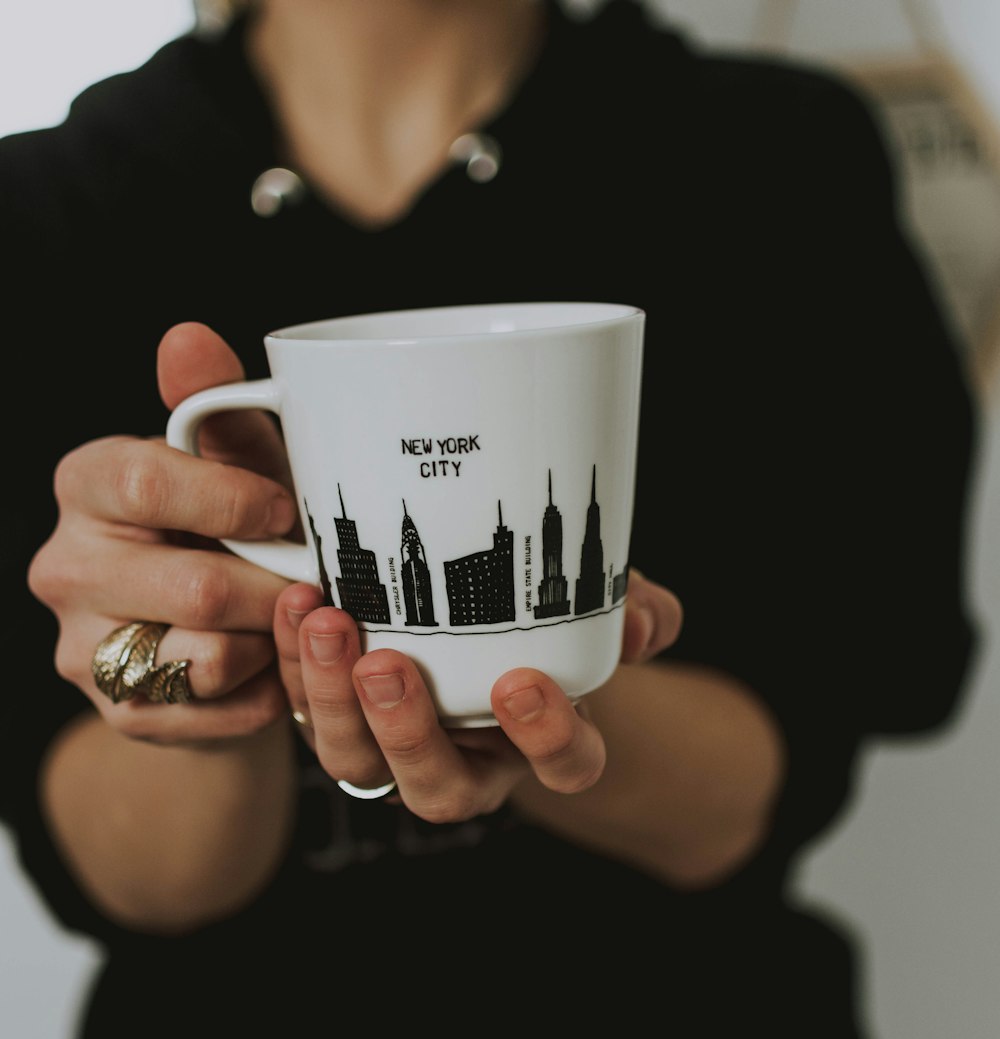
[
  {"x1": 1, "y1": 2, "x2": 997, "y2": 1036},
  {"x1": 660, "y1": 0, "x2": 1000, "y2": 399}
]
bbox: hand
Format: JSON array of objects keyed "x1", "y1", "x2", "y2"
[
  {"x1": 274, "y1": 569, "x2": 682, "y2": 821},
  {"x1": 28, "y1": 323, "x2": 299, "y2": 744}
]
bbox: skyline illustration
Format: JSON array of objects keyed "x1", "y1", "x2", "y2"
[{"x1": 303, "y1": 467, "x2": 623, "y2": 631}]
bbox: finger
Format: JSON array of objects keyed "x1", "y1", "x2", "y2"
[
  {"x1": 157, "y1": 322, "x2": 248, "y2": 411},
  {"x1": 157, "y1": 322, "x2": 292, "y2": 483},
  {"x1": 492, "y1": 668, "x2": 607, "y2": 794},
  {"x1": 58, "y1": 612, "x2": 275, "y2": 704},
  {"x1": 620, "y1": 568, "x2": 684, "y2": 664},
  {"x1": 296, "y1": 607, "x2": 388, "y2": 787},
  {"x1": 54, "y1": 437, "x2": 296, "y2": 540},
  {"x1": 352, "y1": 650, "x2": 519, "y2": 821},
  {"x1": 273, "y1": 582, "x2": 326, "y2": 737},
  {"x1": 95, "y1": 667, "x2": 290, "y2": 745},
  {"x1": 43, "y1": 538, "x2": 289, "y2": 632}
]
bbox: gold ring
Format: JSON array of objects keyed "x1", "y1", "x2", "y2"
[
  {"x1": 91, "y1": 621, "x2": 194, "y2": 705},
  {"x1": 291, "y1": 709, "x2": 312, "y2": 728}
]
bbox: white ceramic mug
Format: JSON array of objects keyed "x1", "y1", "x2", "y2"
[{"x1": 166, "y1": 301, "x2": 645, "y2": 726}]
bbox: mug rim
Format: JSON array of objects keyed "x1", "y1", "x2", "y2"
[{"x1": 265, "y1": 301, "x2": 644, "y2": 345}]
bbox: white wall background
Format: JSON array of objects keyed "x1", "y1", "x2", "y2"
[{"x1": 1, "y1": 3, "x2": 997, "y2": 1037}]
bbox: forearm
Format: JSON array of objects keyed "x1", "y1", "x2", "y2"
[
  {"x1": 40, "y1": 710, "x2": 298, "y2": 934},
  {"x1": 509, "y1": 658, "x2": 786, "y2": 890}
]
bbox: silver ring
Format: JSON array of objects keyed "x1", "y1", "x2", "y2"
[{"x1": 337, "y1": 778, "x2": 398, "y2": 800}]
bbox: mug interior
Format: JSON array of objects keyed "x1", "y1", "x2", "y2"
[{"x1": 267, "y1": 301, "x2": 640, "y2": 343}]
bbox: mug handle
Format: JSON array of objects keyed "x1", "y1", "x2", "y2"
[{"x1": 165, "y1": 379, "x2": 317, "y2": 583}]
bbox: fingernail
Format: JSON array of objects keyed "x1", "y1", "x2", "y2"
[
  {"x1": 286, "y1": 607, "x2": 309, "y2": 630},
  {"x1": 267, "y1": 495, "x2": 297, "y2": 535},
  {"x1": 359, "y1": 673, "x2": 405, "y2": 708},
  {"x1": 308, "y1": 632, "x2": 346, "y2": 663},
  {"x1": 504, "y1": 685, "x2": 545, "y2": 722}
]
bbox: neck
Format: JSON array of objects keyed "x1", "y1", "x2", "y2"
[{"x1": 247, "y1": 0, "x2": 546, "y2": 228}]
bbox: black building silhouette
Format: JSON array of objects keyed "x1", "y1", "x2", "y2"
[
  {"x1": 612, "y1": 565, "x2": 629, "y2": 604},
  {"x1": 574, "y1": 465, "x2": 605, "y2": 615},
  {"x1": 444, "y1": 501, "x2": 515, "y2": 626},
  {"x1": 333, "y1": 485, "x2": 391, "y2": 625},
  {"x1": 400, "y1": 500, "x2": 437, "y2": 626},
  {"x1": 534, "y1": 470, "x2": 571, "y2": 619},
  {"x1": 304, "y1": 498, "x2": 335, "y2": 607}
]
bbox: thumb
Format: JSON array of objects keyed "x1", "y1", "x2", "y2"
[
  {"x1": 157, "y1": 321, "x2": 292, "y2": 485},
  {"x1": 157, "y1": 321, "x2": 246, "y2": 411}
]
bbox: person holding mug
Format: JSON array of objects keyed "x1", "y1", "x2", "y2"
[{"x1": 3, "y1": 1, "x2": 978, "y2": 1035}]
